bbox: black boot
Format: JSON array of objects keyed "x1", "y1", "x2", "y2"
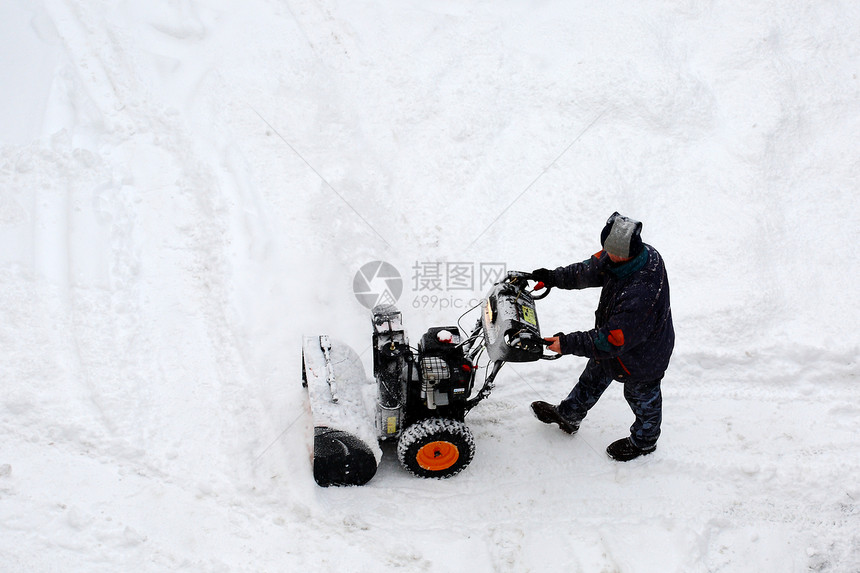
[
  {"x1": 530, "y1": 401, "x2": 580, "y2": 434},
  {"x1": 606, "y1": 437, "x2": 656, "y2": 461}
]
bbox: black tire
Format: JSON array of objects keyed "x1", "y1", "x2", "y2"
[{"x1": 397, "y1": 418, "x2": 475, "y2": 479}]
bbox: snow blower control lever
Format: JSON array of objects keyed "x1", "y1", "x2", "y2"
[{"x1": 302, "y1": 270, "x2": 557, "y2": 486}]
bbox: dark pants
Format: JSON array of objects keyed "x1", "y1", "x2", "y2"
[{"x1": 557, "y1": 359, "x2": 662, "y2": 448}]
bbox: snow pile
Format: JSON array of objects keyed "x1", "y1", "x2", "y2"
[{"x1": 1, "y1": 0, "x2": 858, "y2": 571}]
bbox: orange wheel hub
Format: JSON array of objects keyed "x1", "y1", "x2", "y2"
[{"x1": 415, "y1": 441, "x2": 460, "y2": 471}]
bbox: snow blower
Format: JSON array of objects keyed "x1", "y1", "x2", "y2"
[{"x1": 301, "y1": 271, "x2": 558, "y2": 486}]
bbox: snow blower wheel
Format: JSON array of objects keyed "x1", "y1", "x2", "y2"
[{"x1": 397, "y1": 418, "x2": 475, "y2": 479}]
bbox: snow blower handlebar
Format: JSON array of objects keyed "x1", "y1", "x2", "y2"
[
  {"x1": 539, "y1": 334, "x2": 563, "y2": 360},
  {"x1": 502, "y1": 270, "x2": 553, "y2": 300},
  {"x1": 531, "y1": 282, "x2": 552, "y2": 300}
]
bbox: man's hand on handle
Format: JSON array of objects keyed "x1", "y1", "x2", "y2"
[
  {"x1": 530, "y1": 268, "x2": 555, "y2": 288},
  {"x1": 544, "y1": 336, "x2": 562, "y2": 354}
]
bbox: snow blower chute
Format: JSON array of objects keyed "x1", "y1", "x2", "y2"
[{"x1": 301, "y1": 271, "x2": 558, "y2": 486}]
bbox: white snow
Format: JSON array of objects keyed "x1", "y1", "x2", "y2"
[{"x1": 1, "y1": 0, "x2": 859, "y2": 571}]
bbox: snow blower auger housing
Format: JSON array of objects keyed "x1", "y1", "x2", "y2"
[{"x1": 302, "y1": 271, "x2": 557, "y2": 486}]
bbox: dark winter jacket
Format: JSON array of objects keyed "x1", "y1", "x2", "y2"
[{"x1": 551, "y1": 244, "x2": 674, "y2": 383}]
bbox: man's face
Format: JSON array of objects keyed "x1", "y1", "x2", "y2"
[{"x1": 607, "y1": 252, "x2": 632, "y2": 264}]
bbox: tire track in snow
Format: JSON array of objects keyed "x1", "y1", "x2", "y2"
[{"x1": 39, "y1": 0, "x2": 268, "y2": 493}]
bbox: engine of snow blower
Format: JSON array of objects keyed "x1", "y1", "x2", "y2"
[{"x1": 301, "y1": 271, "x2": 556, "y2": 486}]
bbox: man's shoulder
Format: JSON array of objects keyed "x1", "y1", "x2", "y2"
[{"x1": 643, "y1": 244, "x2": 667, "y2": 271}]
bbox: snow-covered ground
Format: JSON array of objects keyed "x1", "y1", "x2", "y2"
[{"x1": 2, "y1": 0, "x2": 859, "y2": 571}]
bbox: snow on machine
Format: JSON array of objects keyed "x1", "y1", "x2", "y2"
[{"x1": 301, "y1": 271, "x2": 558, "y2": 486}]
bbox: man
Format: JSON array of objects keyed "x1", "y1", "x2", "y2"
[{"x1": 530, "y1": 212, "x2": 674, "y2": 461}]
